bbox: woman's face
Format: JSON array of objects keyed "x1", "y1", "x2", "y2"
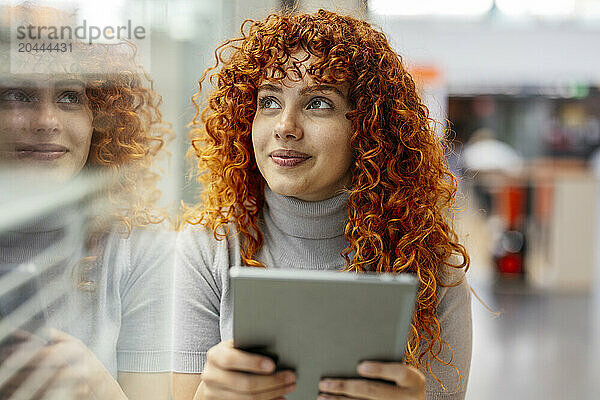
[
  {"x1": 0, "y1": 75, "x2": 94, "y2": 178},
  {"x1": 251, "y1": 68, "x2": 354, "y2": 202}
]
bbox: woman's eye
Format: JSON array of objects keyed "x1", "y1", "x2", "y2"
[
  {"x1": 258, "y1": 96, "x2": 281, "y2": 110},
  {"x1": 307, "y1": 98, "x2": 332, "y2": 110},
  {"x1": 0, "y1": 89, "x2": 31, "y2": 102},
  {"x1": 57, "y1": 91, "x2": 83, "y2": 104}
]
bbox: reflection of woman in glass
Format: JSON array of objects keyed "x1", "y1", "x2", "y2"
[
  {"x1": 0, "y1": 8, "x2": 172, "y2": 399},
  {"x1": 174, "y1": 10, "x2": 471, "y2": 400}
]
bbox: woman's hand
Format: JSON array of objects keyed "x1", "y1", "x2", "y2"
[
  {"x1": 195, "y1": 339, "x2": 296, "y2": 400},
  {"x1": 0, "y1": 329, "x2": 126, "y2": 399},
  {"x1": 318, "y1": 361, "x2": 426, "y2": 400}
]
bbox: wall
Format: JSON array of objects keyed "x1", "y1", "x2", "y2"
[{"x1": 374, "y1": 16, "x2": 600, "y2": 91}]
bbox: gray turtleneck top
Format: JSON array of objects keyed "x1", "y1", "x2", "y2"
[
  {"x1": 0, "y1": 208, "x2": 174, "y2": 377},
  {"x1": 173, "y1": 187, "x2": 471, "y2": 399}
]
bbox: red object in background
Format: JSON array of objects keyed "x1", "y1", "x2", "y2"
[
  {"x1": 497, "y1": 253, "x2": 523, "y2": 275},
  {"x1": 501, "y1": 186, "x2": 526, "y2": 228},
  {"x1": 494, "y1": 184, "x2": 528, "y2": 278}
]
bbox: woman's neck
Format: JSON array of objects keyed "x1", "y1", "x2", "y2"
[{"x1": 263, "y1": 185, "x2": 349, "y2": 239}]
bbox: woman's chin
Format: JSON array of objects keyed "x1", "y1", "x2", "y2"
[
  {"x1": 266, "y1": 182, "x2": 335, "y2": 202},
  {"x1": 266, "y1": 182, "x2": 300, "y2": 198},
  {"x1": 1, "y1": 160, "x2": 80, "y2": 183}
]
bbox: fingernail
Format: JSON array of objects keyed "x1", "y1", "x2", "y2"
[
  {"x1": 320, "y1": 381, "x2": 334, "y2": 390},
  {"x1": 358, "y1": 362, "x2": 376, "y2": 373},
  {"x1": 261, "y1": 360, "x2": 274, "y2": 371},
  {"x1": 284, "y1": 372, "x2": 295, "y2": 383}
]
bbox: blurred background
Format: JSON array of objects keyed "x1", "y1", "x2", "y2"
[{"x1": 1, "y1": 0, "x2": 599, "y2": 399}]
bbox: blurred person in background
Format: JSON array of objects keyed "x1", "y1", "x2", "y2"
[
  {"x1": 0, "y1": 4, "x2": 173, "y2": 399},
  {"x1": 173, "y1": 9, "x2": 471, "y2": 400},
  {"x1": 461, "y1": 127, "x2": 524, "y2": 212}
]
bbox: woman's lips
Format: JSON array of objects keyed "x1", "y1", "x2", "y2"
[
  {"x1": 269, "y1": 149, "x2": 311, "y2": 167},
  {"x1": 14, "y1": 144, "x2": 68, "y2": 161}
]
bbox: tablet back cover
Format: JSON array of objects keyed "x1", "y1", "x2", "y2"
[{"x1": 232, "y1": 267, "x2": 418, "y2": 400}]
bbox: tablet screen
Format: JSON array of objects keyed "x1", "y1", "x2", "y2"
[{"x1": 232, "y1": 267, "x2": 418, "y2": 400}]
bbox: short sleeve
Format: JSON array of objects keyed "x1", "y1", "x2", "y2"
[
  {"x1": 424, "y1": 268, "x2": 472, "y2": 400},
  {"x1": 172, "y1": 225, "x2": 227, "y2": 373},
  {"x1": 116, "y1": 226, "x2": 175, "y2": 372}
]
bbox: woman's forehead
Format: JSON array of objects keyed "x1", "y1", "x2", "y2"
[
  {"x1": 1, "y1": 74, "x2": 86, "y2": 88},
  {"x1": 259, "y1": 52, "x2": 348, "y2": 89},
  {"x1": 256, "y1": 78, "x2": 348, "y2": 98}
]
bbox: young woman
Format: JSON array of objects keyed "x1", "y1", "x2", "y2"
[
  {"x1": 0, "y1": 6, "x2": 173, "y2": 398},
  {"x1": 174, "y1": 10, "x2": 471, "y2": 400}
]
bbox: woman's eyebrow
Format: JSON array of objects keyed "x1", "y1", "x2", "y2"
[
  {"x1": 299, "y1": 85, "x2": 345, "y2": 98},
  {"x1": 257, "y1": 83, "x2": 282, "y2": 93},
  {"x1": 257, "y1": 83, "x2": 345, "y2": 98},
  {"x1": 0, "y1": 79, "x2": 36, "y2": 88},
  {"x1": 54, "y1": 79, "x2": 85, "y2": 89}
]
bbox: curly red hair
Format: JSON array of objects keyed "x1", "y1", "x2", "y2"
[
  {"x1": 187, "y1": 9, "x2": 469, "y2": 389},
  {"x1": 84, "y1": 50, "x2": 170, "y2": 232}
]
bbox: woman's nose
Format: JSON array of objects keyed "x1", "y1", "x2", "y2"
[
  {"x1": 31, "y1": 101, "x2": 61, "y2": 135},
  {"x1": 273, "y1": 110, "x2": 302, "y2": 140}
]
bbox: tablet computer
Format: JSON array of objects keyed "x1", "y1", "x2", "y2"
[{"x1": 231, "y1": 266, "x2": 418, "y2": 400}]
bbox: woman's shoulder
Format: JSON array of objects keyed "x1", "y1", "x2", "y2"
[
  {"x1": 436, "y1": 263, "x2": 471, "y2": 311},
  {"x1": 105, "y1": 221, "x2": 175, "y2": 259},
  {"x1": 436, "y1": 251, "x2": 470, "y2": 295},
  {"x1": 100, "y1": 222, "x2": 176, "y2": 287},
  {"x1": 176, "y1": 221, "x2": 243, "y2": 274},
  {"x1": 129, "y1": 221, "x2": 176, "y2": 248}
]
